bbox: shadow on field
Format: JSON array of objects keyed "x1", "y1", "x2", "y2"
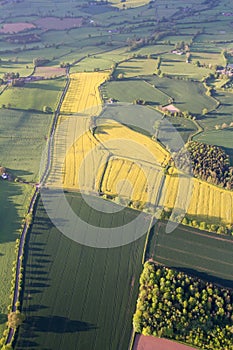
[
  {"x1": 0, "y1": 181, "x2": 23, "y2": 244},
  {"x1": 171, "y1": 266, "x2": 233, "y2": 290},
  {"x1": 0, "y1": 313, "x2": 7, "y2": 324},
  {"x1": 23, "y1": 316, "x2": 96, "y2": 333}
]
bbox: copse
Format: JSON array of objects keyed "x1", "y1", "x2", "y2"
[
  {"x1": 173, "y1": 141, "x2": 233, "y2": 190},
  {"x1": 133, "y1": 262, "x2": 233, "y2": 349}
]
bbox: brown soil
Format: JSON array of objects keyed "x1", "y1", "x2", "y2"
[
  {"x1": 133, "y1": 335, "x2": 198, "y2": 350},
  {"x1": 34, "y1": 66, "x2": 66, "y2": 78},
  {"x1": 0, "y1": 22, "x2": 36, "y2": 33},
  {"x1": 34, "y1": 17, "x2": 83, "y2": 31}
]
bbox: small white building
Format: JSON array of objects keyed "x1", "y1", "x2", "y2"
[{"x1": 1, "y1": 173, "x2": 8, "y2": 180}]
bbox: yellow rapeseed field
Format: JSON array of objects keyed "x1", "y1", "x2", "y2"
[
  {"x1": 161, "y1": 174, "x2": 233, "y2": 224},
  {"x1": 95, "y1": 119, "x2": 169, "y2": 167},
  {"x1": 101, "y1": 156, "x2": 164, "y2": 205},
  {"x1": 60, "y1": 71, "x2": 108, "y2": 114}
]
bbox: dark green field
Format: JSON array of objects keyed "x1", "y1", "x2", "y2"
[
  {"x1": 147, "y1": 221, "x2": 233, "y2": 288},
  {"x1": 15, "y1": 193, "x2": 147, "y2": 350}
]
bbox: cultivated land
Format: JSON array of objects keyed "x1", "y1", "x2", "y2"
[
  {"x1": 161, "y1": 174, "x2": 233, "y2": 225},
  {"x1": 14, "y1": 194, "x2": 147, "y2": 350},
  {"x1": 146, "y1": 221, "x2": 233, "y2": 288},
  {"x1": 0, "y1": 0, "x2": 233, "y2": 348},
  {"x1": 60, "y1": 72, "x2": 108, "y2": 114}
]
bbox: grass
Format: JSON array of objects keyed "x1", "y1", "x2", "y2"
[
  {"x1": 160, "y1": 54, "x2": 213, "y2": 80},
  {"x1": 0, "y1": 109, "x2": 53, "y2": 182},
  {"x1": 0, "y1": 79, "x2": 60, "y2": 339},
  {"x1": 193, "y1": 90, "x2": 233, "y2": 149},
  {"x1": 115, "y1": 58, "x2": 157, "y2": 78},
  {"x1": 146, "y1": 221, "x2": 233, "y2": 288},
  {"x1": 145, "y1": 75, "x2": 217, "y2": 115},
  {"x1": 101, "y1": 79, "x2": 169, "y2": 105},
  {"x1": 0, "y1": 78, "x2": 65, "y2": 112},
  {"x1": 164, "y1": 116, "x2": 197, "y2": 143},
  {"x1": 0, "y1": 181, "x2": 34, "y2": 337},
  {"x1": 0, "y1": 60, "x2": 34, "y2": 80},
  {"x1": 15, "y1": 193, "x2": 147, "y2": 350}
]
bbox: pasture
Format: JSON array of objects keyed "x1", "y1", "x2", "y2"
[
  {"x1": 146, "y1": 221, "x2": 233, "y2": 288},
  {"x1": 14, "y1": 194, "x2": 147, "y2": 350},
  {"x1": 0, "y1": 109, "x2": 53, "y2": 182},
  {"x1": 0, "y1": 181, "x2": 34, "y2": 337},
  {"x1": 101, "y1": 79, "x2": 169, "y2": 105},
  {"x1": 160, "y1": 54, "x2": 213, "y2": 80},
  {"x1": 0, "y1": 78, "x2": 65, "y2": 112},
  {"x1": 115, "y1": 58, "x2": 157, "y2": 78},
  {"x1": 145, "y1": 76, "x2": 217, "y2": 115}
]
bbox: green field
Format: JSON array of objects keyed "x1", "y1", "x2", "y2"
[
  {"x1": 115, "y1": 58, "x2": 157, "y2": 78},
  {"x1": 159, "y1": 54, "x2": 213, "y2": 80},
  {"x1": 194, "y1": 91, "x2": 233, "y2": 149},
  {"x1": 145, "y1": 75, "x2": 217, "y2": 115},
  {"x1": 0, "y1": 79, "x2": 65, "y2": 112},
  {"x1": 164, "y1": 116, "x2": 197, "y2": 143},
  {"x1": 0, "y1": 181, "x2": 33, "y2": 337},
  {"x1": 0, "y1": 81, "x2": 60, "y2": 339},
  {"x1": 0, "y1": 109, "x2": 53, "y2": 182},
  {"x1": 15, "y1": 193, "x2": 147, "y2": 350},
  {"x1": 102, "y1": 79, "x2": 169, "y2": 105},
  {"x1": 146, "y1": 221, "x2": 233, "y2": 288}
]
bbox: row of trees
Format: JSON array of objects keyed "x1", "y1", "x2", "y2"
[
  {"x1": 0, "y1": 238, "x2": 25, "y2": 349},
  {"x1": 160, "y1": 207, "x2": 233, "y2": 235},
  {"x1": 171, "y1": 141, "x2": 233, "y2": 190},
  {"x1": 133, "y1": 262, "x2": 233, "y2": 349}
]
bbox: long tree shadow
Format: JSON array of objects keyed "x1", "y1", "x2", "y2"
[
  {"x1": 0, "y1": 181, "x2": 23, "y2": 244},
  {"x1": 24, "y1": 316, "x2": 97, "y2": 333}
]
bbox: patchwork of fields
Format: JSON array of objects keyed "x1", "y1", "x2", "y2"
[
  {"x1": 48, "y1": 72, "x2": 233, "y2": 227},
  {"x1": 1, "y1": 0, "x2": 233, "y2": 348}
]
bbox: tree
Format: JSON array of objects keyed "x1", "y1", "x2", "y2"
[
  {"x1": 117, "y1": 73, "x2": 124, "y2": 80},
  {"x1": 7, "y1": 311, "x2": 25, "y2": 329},
  {"x1": 202, "y1": 108, "x2": 208, "y2": 115},
  {"x1": 43, "y1": 105, "x2": 52, "y2": 113}
]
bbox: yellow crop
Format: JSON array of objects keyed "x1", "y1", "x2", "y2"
[
  {"x1": 48, "y1": 71, "x2": 233, "y2": 226},
  {"x1": 60, "y1": 71, "x2": 108, "y2": 114}
]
